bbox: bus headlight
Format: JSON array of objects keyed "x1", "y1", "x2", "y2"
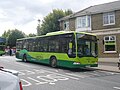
[
  {"x1": 94, "y1": 62, "x2": 98, "y2": 64},
  {"x1": 73, "y1": 62, "x2": 80, "y2": 65}
]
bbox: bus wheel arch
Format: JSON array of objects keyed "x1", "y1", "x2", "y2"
[
  {"x1": 50, "y1": 56, "x2": 57, "y2": 68},
  {"x1": 22, "y1": 54, "x2": 27, "y2": 62}
]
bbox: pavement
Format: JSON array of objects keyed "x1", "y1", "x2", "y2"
[{"x1": 91, "y1": 58, "x2": 120, "y2": 73}]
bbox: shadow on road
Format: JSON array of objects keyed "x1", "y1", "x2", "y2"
[{"x1": 16, "y1": 60, "x2": 96, "y2": 72}]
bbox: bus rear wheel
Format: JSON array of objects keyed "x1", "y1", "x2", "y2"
[
  {"x1": 22, "y1": 54, "x2": 27, "y2": 62},
  {"x1": 50, "y1": 57, "x2": 57, "y2": 68}
]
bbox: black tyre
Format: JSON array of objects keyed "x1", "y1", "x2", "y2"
[
  {"x1": 119, "y1": 64, "x2": 120, "y2": 70},
  {"x1": 118, "y1": 62, "x2": 120, "y2": 70},
  {"x1": 22, "y1": 54, "x2": 27, "y2": 62},
  {"x1": 50, "y1": 57, "x2": 57, "y2": 68}
]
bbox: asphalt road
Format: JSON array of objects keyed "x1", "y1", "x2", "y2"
[{"x1": 0, "y1": 56, "x2": 120, "y2": 90}]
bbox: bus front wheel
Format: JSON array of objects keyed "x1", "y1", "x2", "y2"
[
  {"x1": 22, "y1": 54, "x2": 27, "y2": 62},
  {"x1": 50, "y1": 57, "x2": 57, "y2": 68}
]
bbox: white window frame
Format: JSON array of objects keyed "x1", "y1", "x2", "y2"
[
  {"x1": 104, "y1": 36, "x2": 117, "y2": 53},
  {"x1": 76, "y1": 15, "x2": 91, "y2": 32},
  {"x1": 63, "y1": 21, "x2": 69, "y2": 30},
  {"x1": 103, "y1": 12, "x2": 115, "y2": 26}
]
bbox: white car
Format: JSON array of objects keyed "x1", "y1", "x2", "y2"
[{"x1": 0, "y1": 67, "x2": 23, "y2": 90}]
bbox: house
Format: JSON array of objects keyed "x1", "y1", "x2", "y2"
[{"x1": 59, "y1": 0, "x2": 120, "y2": 58}]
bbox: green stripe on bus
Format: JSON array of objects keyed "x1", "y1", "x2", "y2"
[{"x1": 27, "y1": 52, "x2": 98, "y2": 64}]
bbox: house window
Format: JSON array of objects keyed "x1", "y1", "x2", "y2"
[
  {"x1": 103, "y1": 12, "x2": 115, "y2": 25},
  {"x1": 63, "y1": 21, "x2": 69, "y2": 30},
  {"x1": 76, "y1": 15, "x2": 91, "y2": 28},
  {"x1": 104, "y1": 36, "x2": 116, "y2": 52}
]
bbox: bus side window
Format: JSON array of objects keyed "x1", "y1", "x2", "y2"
[
  {"x1": 84, "y1": 45, "x2": 90, "y2": 55},
  {"x1": 78, "y1": 46, "x2": 83, "y2": 55},
  {"x1": 40, "y1": 47, "x2": 44, "y2": 52}
]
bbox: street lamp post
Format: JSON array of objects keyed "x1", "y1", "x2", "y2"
[{"x1": 37, "y1": 19, "x2": 41, "y2": 35}]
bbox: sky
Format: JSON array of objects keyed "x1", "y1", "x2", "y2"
[{"x1": 0, "y1": 0, "x2": 118, "y2": 36}]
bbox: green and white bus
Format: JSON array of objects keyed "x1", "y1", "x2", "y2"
[
  {"x1": 0, "y1": 38, "x2": 6, "y2": 56},
  {"x1": 16, "y1": 31, "x2": 98, "y2": 68}
]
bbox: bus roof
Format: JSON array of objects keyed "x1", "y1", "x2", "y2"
[{"x1": 17, "y1": 31, "x2": 96, "y2": 41}]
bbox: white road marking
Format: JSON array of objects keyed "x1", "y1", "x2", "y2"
[
  {"x1": 25, "y1": 70, "x2": 35, "y2": 75},
  {"x1": 19, "y1": 69, "x2": 79, "y2": 86},
  {"x1": 113, "y1": 87, "x2": 120, "y2": 90},
  {"x1": 0, "y1": 59, "x2": 10, "y2": 62},
  {"x1": 15, "y1": 62, "x2": 31, "y2": 68},
  {"x1": 99, "y1": 71, "x2": 115, "y2": 75},
  {"x1": 19, "y1": 70, "x2": 35, "y2": 75},
  {"x1": 49, "y1": 82, "x2": 55, "y2": 85},
  {"x1": 21, "y1": 79, "x2": 32, "y2": 87},
  {"x1": 27, "y1": 77, "x2": 48, "y2": 85},
  {"x1": 19, "y1": 71, "x2": 26, "y2": 76},
  {"x1": 47, "y1": 74, "x2": 69, "y2": 80},
  {"x1": 33, "y1": 69, "x2": 79, "y2": 80},
  {"x1": 65, "y1": 73, "x2": 85, "y2": 78},
  {"x1": 37, "y1": 76, "x2": 57, "y2": 83},
  {"x1": 86, "y1": 72, "x2": 101, "y2": 76},
  {"x1": 19, "y1": 69, "x2": 74, "y2": 86},
  {"x1": 32, "y1": 69, "x2": 48, "y2": 74}
]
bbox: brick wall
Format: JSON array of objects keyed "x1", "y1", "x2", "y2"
[{"x1": 92, "y1": 10, "x2": 120, "y2": 31}]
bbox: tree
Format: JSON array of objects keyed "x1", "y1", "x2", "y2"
[
  {"x1": 39, "y1": 9, "x2": 73, "y2": 35},
  {"x1": 65, "y1": 9, "x2": 73, "y2": 15},
  {"x1": 28, "y1": 33, "x2": 36, "y2": 37},
  {"x1": 2, "y1": 30, "x2": 12, "y2": 38},
  {"x1": 7, "y1": 29, "x2": 25, "y2": 47}
]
